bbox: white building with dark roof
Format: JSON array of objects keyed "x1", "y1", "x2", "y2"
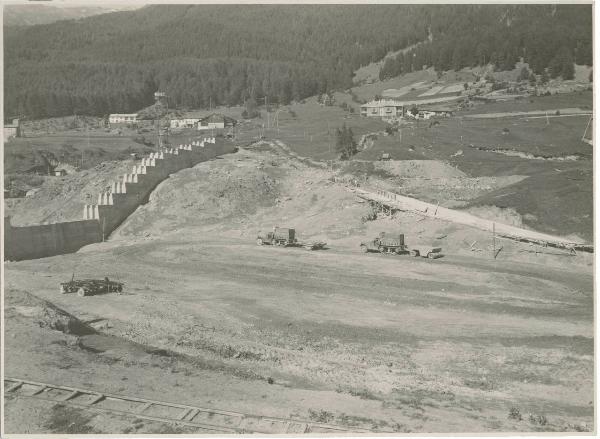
[
  {"x1": 109, "y1": 114, "x2": 138, "y2": 125},
  {"x1": 360, "y1": 99, "x2": 406, "y2": 120}
]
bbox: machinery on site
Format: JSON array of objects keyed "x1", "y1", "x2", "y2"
[
  {"x1": 257, "y1": 227, "x2": 326, "y2": 250},
  {"x1": 60, "y1": 275, "x2": 124, "y2": 297},
  {"x1": 360, "y1": 232, "x2": 407, "y2": 254},
  {"x1": 360, "y1": 232, "x2": 442, "y2": 259},
  {"x1": 257, "y1": 227, "x2": 296, "y2": 246}
]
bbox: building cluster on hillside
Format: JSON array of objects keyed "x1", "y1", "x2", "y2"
[
  {"x1": 170, "y1": 113, "x2": 237, "y2": 131},
  {"x1": 360, "y1": 99, "x2": 455, "y2": 121},
  {"x1": 107, "y1": 112, "x2": 237, "y2": 132}
]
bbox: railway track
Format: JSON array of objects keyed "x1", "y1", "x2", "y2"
[{"x1": 4, "y1": 377, "x2": 372, "y2": 434}]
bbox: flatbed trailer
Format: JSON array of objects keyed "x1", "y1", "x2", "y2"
[{"x1": 408, "y1": 246, "x2": 443, "y2": 259}]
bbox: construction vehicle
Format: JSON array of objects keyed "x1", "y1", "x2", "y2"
[
  {"x1": 257, "y1": 227, "x2": 296, "y2": 246},
  {"x1": 360, "y1": 233, "x2": 443, "y2": 259},
  {"x1": 257, "y1": 227, "x2": 327, "y2": 250},
  {"x1": 60, "y1": 275, "x2": 123, "y2": 297},
  {"x1": 360, "y1": 232, "x2": 407, "y2": 254}
]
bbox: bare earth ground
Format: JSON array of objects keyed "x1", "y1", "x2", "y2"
[{"x1": 3, "y1": 148, "x2": 593, "y2": 434}]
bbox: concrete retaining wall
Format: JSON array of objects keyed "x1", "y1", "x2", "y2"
[
  {"x1": 5, "y1": 138, "x2": 235, "y2": 261},
  {"x1": 4, "y1": 216, "x2": 102, "y2": 261}
]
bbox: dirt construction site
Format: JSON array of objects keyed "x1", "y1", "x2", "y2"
[{"x1": 3, "y1": 139, "x2": 593, "y2": 434}]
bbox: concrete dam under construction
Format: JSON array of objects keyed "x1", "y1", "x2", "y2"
[{"x1": 5, "y1": 138, "x2": 235, "y2": 261}]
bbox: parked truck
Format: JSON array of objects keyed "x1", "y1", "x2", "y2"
[
  {"x1": 360, "y1": 232, "x2": 443, "y2": 259},
  {"x1": 360, "y1": 232, "x2": 407, "y2": 254},
  {"x1": 256, "y1": 227, "x2": 327, "y2": 250},
  {"x1": 257, "y1": 227, "x2": 296, "y2": 246}
]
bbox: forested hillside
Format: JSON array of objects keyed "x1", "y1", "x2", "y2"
[
  {"x1": 4, "y1": 4, "x2": 592, "y2": 119},
  {"x1": 379, "y1": 4, "x2": 592, "y2": 80}
]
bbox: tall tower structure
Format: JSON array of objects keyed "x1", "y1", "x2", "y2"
[
  {"x1": 154, "y1": 91, "x2": 168, "y2": 110},
  {"x1": 154, "y1": 91, "x2": 169, "y2": 149}
]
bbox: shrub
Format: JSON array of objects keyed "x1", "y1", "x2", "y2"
[
  {"x1": 308, "y1": 409, "x2": 334, "y2": 423},
  {"x1": 508, "y1": 407, "x2": 522, "y2": 421},
  {"x1": 529, "y1": 414, "x2": 547, "y2": 426},
  {"x1": 361, "y1": 207, "x2": 377, "y2": 223}
]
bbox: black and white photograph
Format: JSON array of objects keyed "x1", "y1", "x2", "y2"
[{"x1": 1, "y1": 0, "x2": 596, "y2": 436}]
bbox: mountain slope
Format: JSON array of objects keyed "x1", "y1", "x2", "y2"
[{"x1": 3, "y1": 4, "x2": 141, "y2": 27}]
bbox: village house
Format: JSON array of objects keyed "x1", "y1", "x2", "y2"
[
  {"x1": 360, "y1": 99, "x2": 405, "y2": 120},
  {"x1": 361, "y1": 96, "x2": 461, "y2": 120},
  {"x1": 109, "y1": 113, "x2": 139, "y2": 125},
  {"x1": 53, "y1": 168, "x2": 67, "y2": 177},
  {"x1": 197, "y1": 114, "x2": 237, "y2": 131},
  {"x1": 3, "y1": 118, "x2": 21, "y2": 141},
  {"x1": 170, "y1": 118, "x2": 201, "y2": 129}
]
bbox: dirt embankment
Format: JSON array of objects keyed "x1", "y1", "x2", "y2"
[
  {"x1": 114, "y1": 149, "x2": 371, "y2": 243},
  {"x1": 341, "y1": 159, "x2": 528, "y2": 208},
  {"x1": 110, "y1": 147, "x2": 591, "y2": 269}
]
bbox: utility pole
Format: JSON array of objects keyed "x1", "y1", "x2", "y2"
[
  {"x1": 264, "y1": 96, "x2": 269, "y2": 130},
  {"x1": 155, "y1": 118, "x2": 160, "y2": 152},
  {"x1": 327, "y1": 121, "x2": 331, "y2": 154},
  {"x1": 492, "y1": 222, "x2": 496, "y2": 259}
]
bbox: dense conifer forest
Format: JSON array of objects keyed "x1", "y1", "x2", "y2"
[{"x1": 4, "y1": 4, "x2": 592, "y2": 119}]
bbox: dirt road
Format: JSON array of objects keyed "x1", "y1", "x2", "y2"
[{"x1": 4, "y1": 232, "x2": 593, "y2": 433}]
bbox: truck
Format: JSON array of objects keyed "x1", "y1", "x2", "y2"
[
  {"x1": 360, "y1": 232, "x2": 407, "y2": 254},
  {"x1": 256, "y1": 227, "x2": 327, "y2": 250},
  {"x1": 360, "y1": 233, "x2": 443, "y2": 259},
  {"x1": 60, "y1": 275, "x2": 123, "y2": 297},
  {"x1": 257, "y1": 227, "x2": 296, "y2": 246}
]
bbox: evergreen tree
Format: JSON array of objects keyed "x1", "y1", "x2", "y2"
[
  {"x1": 335, "y1": 124, "x2": 357, "y2": 160},
  {"x1": 242, "y1": 97, "x2": 260, "y2": 119}
]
